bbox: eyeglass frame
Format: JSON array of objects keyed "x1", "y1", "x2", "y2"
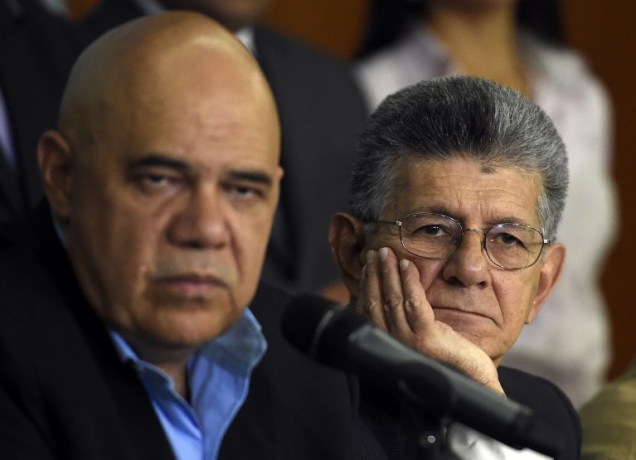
[{"x1": 375, "y1": 211, "x2": 552, "y2": 270}]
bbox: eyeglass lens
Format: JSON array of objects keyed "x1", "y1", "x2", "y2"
[{"x1": 399, "y1": 213, "x2": 544, "y2": 269}]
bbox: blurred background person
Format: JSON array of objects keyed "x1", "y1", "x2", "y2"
[
  {"x1": 68, "y1": 0, "x2": 369, "y2": 301},
  {"x1": 354, "y1": 0, "x2": 619, "y2": 408},
  {"x1": 579, "y1": 354, "x2": 636, "y2": 459},
  {"x1": 39, "y1": 0, "x2": 68, "y2": 15},
  {"x1": 0, "y1": 0, "x2": 75, "y2": 228}
]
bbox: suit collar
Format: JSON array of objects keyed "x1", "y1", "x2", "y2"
[{"x1": 28, "y1": 201, "x2": 176, "y2": 460}]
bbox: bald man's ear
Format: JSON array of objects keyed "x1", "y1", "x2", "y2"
[
  {"x1": 328, "y1": 213, "x2": 368, "y2": 299},
  {"x1": 526, "y1": 243, "x2": 566, "y2": 323},
  {"x1": 37, "y1": 130, "x2": 73, "y2": 225}
]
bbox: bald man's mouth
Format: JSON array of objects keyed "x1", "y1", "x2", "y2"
[{"x1": 153, "y1": 273, "x2": 230, "y2": 299}]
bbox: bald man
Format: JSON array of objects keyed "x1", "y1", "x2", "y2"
[
  {"x1": 75, "y1": 0, "x2": 369, "y2": 301},
  {"x1": 0, "y1": 12, "x2": 359, "y2": 460}
]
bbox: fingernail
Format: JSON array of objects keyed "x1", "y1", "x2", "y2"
[
  {"x1": 379, "y1": 247, "x2": 388, "y2": 261},
  {"x1": 366, "y1": 250, "x2": 375, "y2": 264},
  {"x1": 399, "y1": 259, "x2": 409, "y2": 271}
]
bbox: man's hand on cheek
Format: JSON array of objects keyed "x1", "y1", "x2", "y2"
[{"x1": 358, "y1": 247, "x2": 504, "y2": 395}]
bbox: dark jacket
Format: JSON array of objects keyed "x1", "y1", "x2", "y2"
[
  {"x1": 357, "y1": 365, "x2": 581, "y2": 459},
  {"x1": 0, "y1": 0, "x2": 76, "y2": 226}
]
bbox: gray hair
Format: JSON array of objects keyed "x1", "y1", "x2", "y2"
[{"x1": 349, "y1": 76, "x2": 568, "y2": 241}]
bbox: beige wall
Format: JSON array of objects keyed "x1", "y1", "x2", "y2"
[
  {"x1": 69, "y1": 0, "x2": 636, "y2": 381},
  {"x1": 562, "y1": 0, "x2": 636, "y2": 380}
]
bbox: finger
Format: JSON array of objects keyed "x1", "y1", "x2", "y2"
[
  {"x1": 378, "y1": 247, "x2": 411, "y2": 336},
  {"x1": 358, "y1": 249, "x2": 387, "y2": 330},
  {"x1": 398, "y1": 258, "x2": 435, "y2": 333}
]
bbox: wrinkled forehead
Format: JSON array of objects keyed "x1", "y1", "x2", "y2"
[{"x1": 386, "y1": 156, "x2": 543, "y2": 223}]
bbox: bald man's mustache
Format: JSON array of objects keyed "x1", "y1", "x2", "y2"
[{"x1": 150, "y1": 256, "x2": 238, "y2": 288}]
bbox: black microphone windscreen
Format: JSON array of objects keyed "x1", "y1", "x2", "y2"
[
  {"x1": 281, "y1": 294, "x2": 334, "y2": 356},
  {"x1": 281, "y1": 294, "x2": 366, "y2": 368}
]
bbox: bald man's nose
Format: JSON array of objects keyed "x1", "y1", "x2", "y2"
[{"x1": 168, "y1": 186, "x2": 230, "y2": 249}]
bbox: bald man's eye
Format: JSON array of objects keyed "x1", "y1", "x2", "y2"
[
  {"x1": 132, "y1": 171, "x2": 185, "y2": 195},
  {"x1": 222, "y1": 182, "x2": 266, "y2": 206},
  {"x1": 144, "y1": 174, "x2": 170, "y2": 186}
]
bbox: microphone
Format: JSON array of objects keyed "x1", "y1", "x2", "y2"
[{"x1": 282, "y1": 294, "x2": 562, "y2": 458}]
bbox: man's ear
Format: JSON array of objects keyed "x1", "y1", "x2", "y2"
[
  {"x1": 37, "y1": 130, "x2": 73, "y2": 225},
  {"x1": 328, "y1": 212, "x2": 367, "y2": 299},
  {"x1": 527, "y1": 243, "x2": 566, "y2": 323}
]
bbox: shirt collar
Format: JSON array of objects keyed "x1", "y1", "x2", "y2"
[
  {"x1": 235, "y1": 27, "x2": 256, "y2": 55},
  {"x1": 408, "y1": 25, "x2": 458, "y2": 78}
]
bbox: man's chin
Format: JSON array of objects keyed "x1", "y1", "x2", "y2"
[
  {"x1": 433, "y1": 311, "x2": 491, "y2": 347},
  {"x1": 144, "y1": 307, "x2": 241, "y2": 348}
]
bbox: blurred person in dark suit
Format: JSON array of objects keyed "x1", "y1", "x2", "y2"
[{"x1": 0, "y1": 0, "x2": 76, "y2": 227}]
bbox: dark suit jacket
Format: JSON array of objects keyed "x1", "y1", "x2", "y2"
[
  {"x1": 0, "y1": 204, "x2": 358, "y2": 459},
  {"x1": 74, "y1": 0, "x2": 369, "y2": 294},
  {"x1": 0, "y1": 0, "x2": 76, "y2": 225},
  {"x1": 357, "y1": 367, "x2": 581, "y2": 460},
  {"x1": 499, "y1": 366, "x2": 581, "y2": 459}
]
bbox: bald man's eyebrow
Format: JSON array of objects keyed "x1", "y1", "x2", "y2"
[
  {"x1": 228, "y1": 169, "x2": 273, "y2": 187},
  {"x1": 126, "y1": 155, "x2": 274, "y2": 186},
  {"x1": 126, "y1": 154, "x2": 193, "y2": 174}
]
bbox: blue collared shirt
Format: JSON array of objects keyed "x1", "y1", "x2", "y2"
[{"x1": 109, "y1": 309, "x2": 267, "y2": 460}]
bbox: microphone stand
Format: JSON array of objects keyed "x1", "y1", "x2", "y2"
[
  {"x1": 399, "y1": 395, "x2": 448, "y2": 460},
  {"x1": 396, "y1": 371, "x2": 456, "y2": 460},
  {"x1": 358, "y1": 375, "x2": 454, "y2": 460},
  {"x1": 391, "y1": 364, "x2": 562, "y2": 459}
]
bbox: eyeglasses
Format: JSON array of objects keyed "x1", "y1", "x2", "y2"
[{"x1": 377, "y1": 212, "x2": 550, "y2": 270}]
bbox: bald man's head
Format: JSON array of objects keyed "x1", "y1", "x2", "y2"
[
  {"x1": 59, "y1": 11, "x2": 274, "y2": 157},
  {"x1": 37, "y1": 11, "x2": 282, "y2": 364}
]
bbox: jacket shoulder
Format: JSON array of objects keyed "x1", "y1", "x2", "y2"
[{"x1": 500, "y1": 366, "x2": 581, "y2": 459}]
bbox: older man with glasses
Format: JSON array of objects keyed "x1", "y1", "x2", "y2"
[{"x1": 329, "y1": 76, "x2": 580, "y2": 459}]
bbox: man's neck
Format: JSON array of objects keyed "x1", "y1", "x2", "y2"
[
  {"x1": 426, "y1": 2, "x2": 530, "y2": 96},
  {"x1": 158, "y1": 361, "x2": 191, "y2": 400}
]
